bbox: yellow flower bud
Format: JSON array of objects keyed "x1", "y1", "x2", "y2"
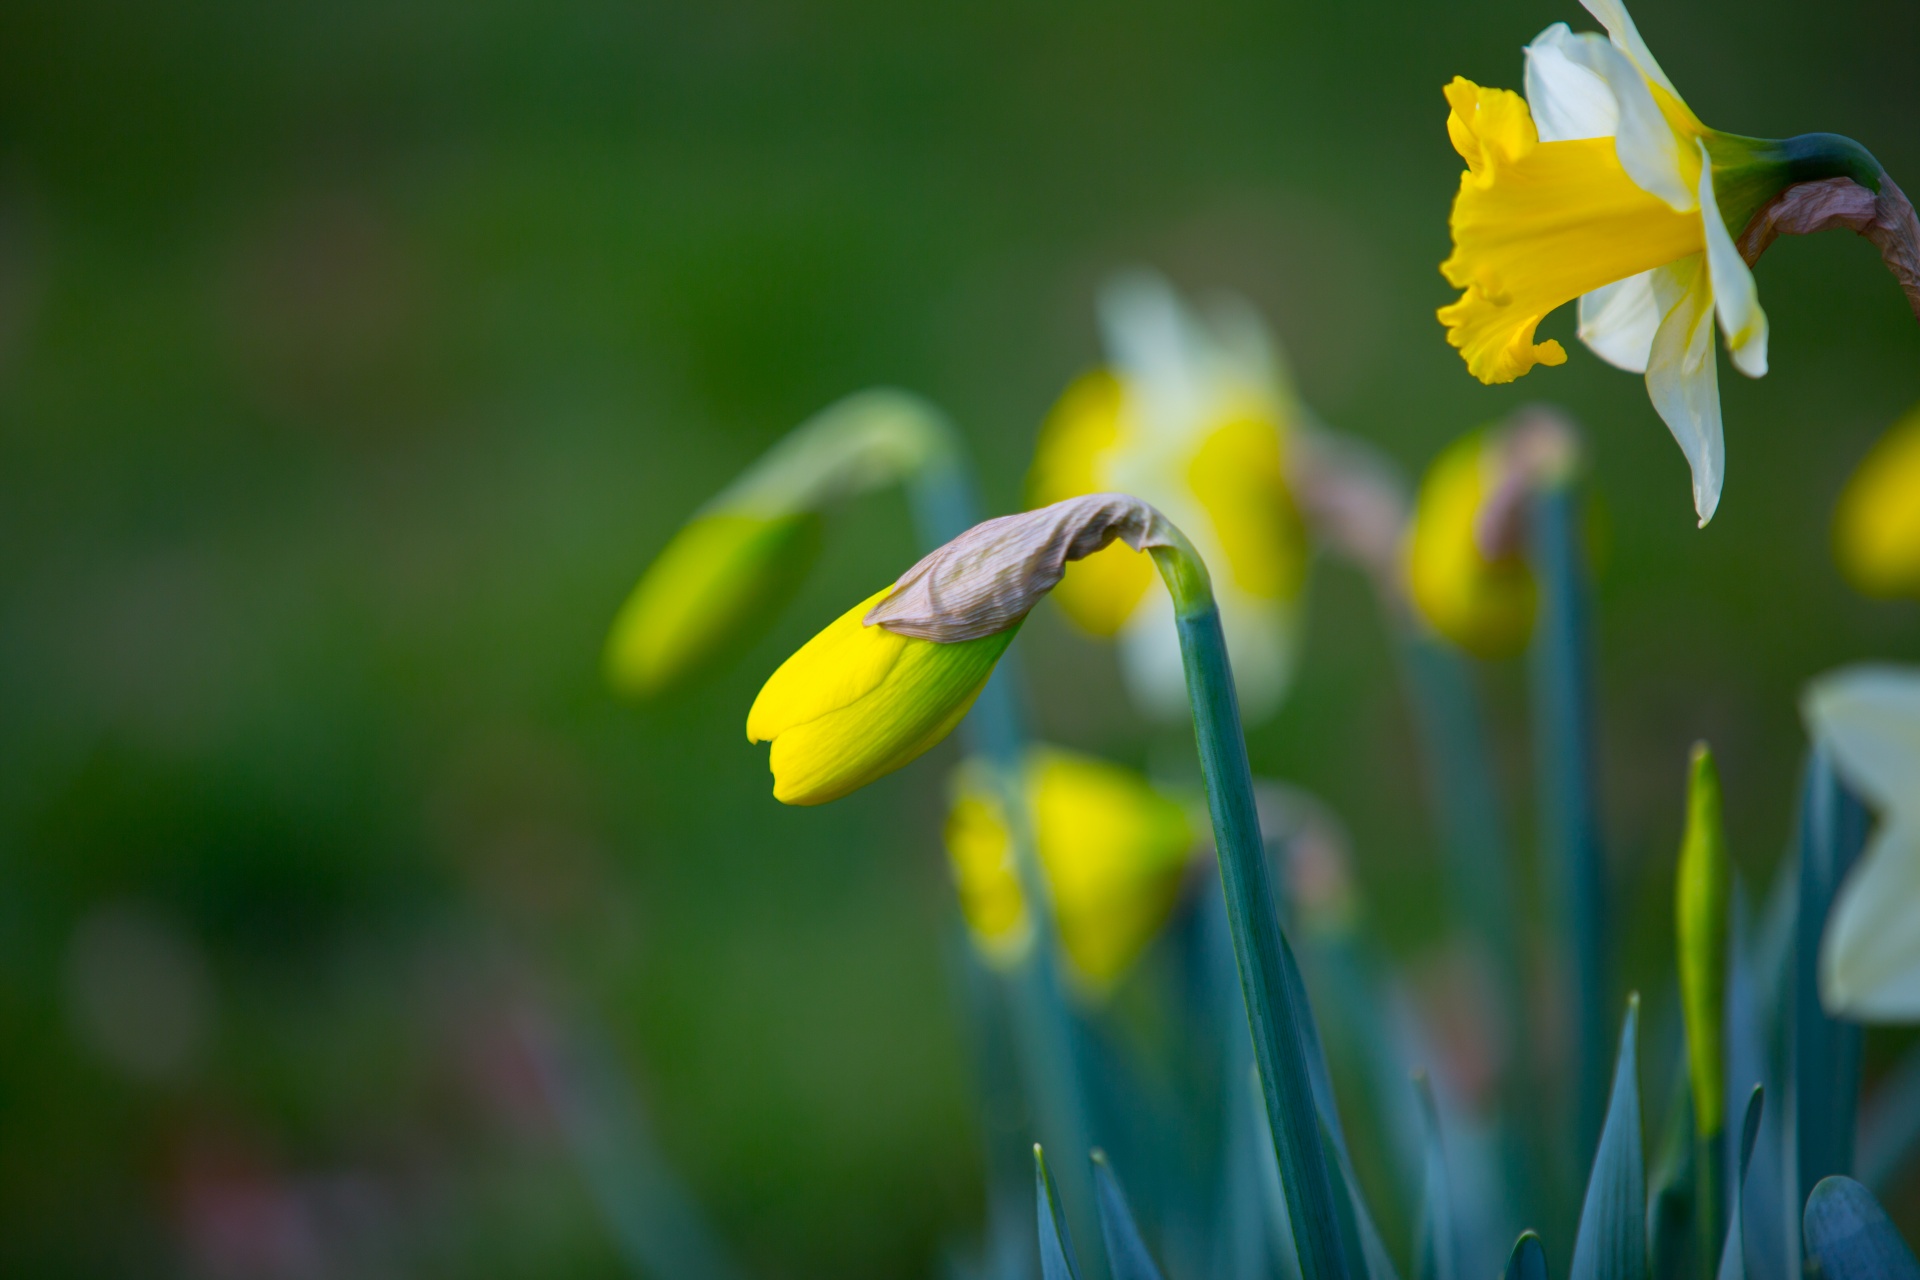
[
  {"x1": 605, "y1": 512, "x2": 820, "y2": 697},
  {"x1": 1834, "y1": 403, "x2": 1920, "y2": 599},
  {"x1": 746, "y1": 589, "x2": 1018, "y2": 806},
  {"x1": 1676, "y1": 741, "x2": 1729, "y2": 1136},
  {"x1": 944, "y1": 748, "x2": 1196, "y2": 994},
  {"x1": 1404, "y1": 430, "x2": 1536, "y2": 658}
]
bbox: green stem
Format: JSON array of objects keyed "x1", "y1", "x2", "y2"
[
  {"x1": 1694, "y1": 1126, "x2": 1726, "y2": 1279},
  {"x1": 1150, "y1": 541, "x2": 1356, "y2": 1280},
  {"x1": 1528, "y1": 479, "x2": 1609, "y2": 1177},
  {"x1": 909, "y1": 434, "x2": 1103, "y2": 1275}
]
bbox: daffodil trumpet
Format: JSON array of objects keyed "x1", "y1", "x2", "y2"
[
  {"x1": 748, "y1": 491, "x2": 1358, "y2": 1280},
  {"x1": 1440, "y1": 0, "x2": 1920, "y2": 525}
]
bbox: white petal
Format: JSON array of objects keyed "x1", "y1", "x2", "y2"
[
  {"x1": 1802, "y1": 664, "x2": 1920, "y2": 812},
  {"x1": 1644, "y1": 255, "x2": 1724, "y2": 525},
  {"x1": 1578, "y1": 270, "x2": 1660, "y2": 373},
  {"x1": 1524, "y1": 25, "x2": 1618, "y2": 141},
  {"x1": 1820, "y1": 821, "x2": 1920, "y2": 1021},
  {"x1": 1579, "y1": 0, "x2": 1680, "y2": 98},
  {"x1": 1696, "y1": 139, "x2": 1769, "y2": 378},
  {"x1": 1098, "y1": 270, "x2": 1207, "y2": 449}
]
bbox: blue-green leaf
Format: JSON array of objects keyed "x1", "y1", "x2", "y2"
[
  {"x1": 1507, "y1": 1231, "x2": 1549, "y2": 1280},
  {"x1": 1091, "y1": 1150, "x2": 1166, "y2": 1280},
  {"x1": 1792, "y1": 748, "x2": 1868, "y2": 1214},
  {"x1": 1802, "y1": 1176, "x2": 1920, "y2": 1280},
  {"x1": 1414, "y1": 1073, "x2": 1457, "y2": 1280},
  {"x1": 1034, "y1": 1144, "x2": 1082, "y2": 1280},
  {"x1": 1570, "y1": 997, "x2": 1647, "y2": 1280},
  {"x1": 1716, "y1": 1085, "x2": 1763, "y2": 1280}
]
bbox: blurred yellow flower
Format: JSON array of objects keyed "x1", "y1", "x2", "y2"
[
  {"x1": 606, "y1": 513, "x2": 819, "y2": 697},
  {"x1": 747, "y1": 589, "x2": 1018, "y2": 806},
  {"x1": 1441, "y1": 0, "x2": 1777, "y2": 525},
  {"x1": 1404, "y1": 431, "x2": 1537, "y2": 658},
  {"x1": 1834, "y1": 403, "x2": 1920, "y2": 599},
  {"x1": 1029, "y1": 273, "x2": 1309, "y2": 724},
  {"x1": 605, "y1": 389, "x2": 951, "y2": 699},
  {"x1": 944, "y1": 748, "x2": 1196, "y2": 994}
]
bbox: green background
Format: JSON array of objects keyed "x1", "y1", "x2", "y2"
[{"x1": 1, "y1": 0, "x2": 1916, "y2": 1273}]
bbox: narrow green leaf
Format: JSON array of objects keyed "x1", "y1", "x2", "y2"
[
  {"x1": 1507, "y1": 1231, "x2": 1549, "y2": 1280},
  {"x1": 1646, "y1": 1064, "x2": 1694, "y2": 1280},
  {"x1": 1792, "y1": 748, "x2": 1868, "y2": 1214},
  {"x1": 1414, "y1": 1073, "x2": 1457, "y2": 1280},
  {"x1": 1802, "y1": 1176, "x2": 1920, "y2": 1280},
  {"x1": 1570, "y1": 996, "x2": 1647, "y2": 1280},
  {"x1": 1716, "y1": 1085, "x2": 1762, "y2": 1280},
  {"x1": 1034, "y1": 1144, "x2": 1082, "y2": 1280},
  {"x1": 1677, "y1": 742, "x2": 1730, "y2": 1140},
  {"x1": 1091, "y1": 1150, "x2": 1167, "y2": 1280}
]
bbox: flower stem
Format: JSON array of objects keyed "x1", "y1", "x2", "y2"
[
  {"x1": 1150, "y1": 540, "x2": 1356, "y2": 1280},
  {"x1": 1528, "y1": 477, "x2": 1609, "y2": 1178},
  {"x1": 908, "y1": 427, "x2": 1102, "y2": 1274}
]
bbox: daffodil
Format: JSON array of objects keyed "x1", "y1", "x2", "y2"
[
  {"x1": 1403, "y1": 429, "x2": 1537, "y2": 658},
  {"x1": 1802, "y1": 664, "x2": 1920, "y2": 1020},
  {"x1": 1440, "y1": 0, "x2": 1913, "y2": 525},
  {"x1": 1834, "y1": 402, "x2": 1920, "y2": 599},
  {"x1": 606, "y1": 389, "x2": 953, "y2": 697},
  {"x1": 944, "y1": 748, "x2": 1197, "y2": 994},
  {"x1": 1029, "y1": 273, "x2": 1310, "y2": 723},
  {"x1": 748, "y1": 494, "x2": 1183, "y2": 805}
]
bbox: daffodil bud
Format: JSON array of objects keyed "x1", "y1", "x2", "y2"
[
  {"x1": 749, "y1": 494, "x2": 1182, "y2": 805},
  {"x1": 1441, "y1": 0, "x2": 1916, "y2": 525},
  {"x1": 606, "y1": 389, "x2": 950, "y2": 697},
  {"x1": 1834, "y1": 404, "x2": 1920, "y2": 599},
  {"x1": 1676, "y1": 741, "x2": 1729, "y2": 1136},
  {"x1": 943, "y1": 749, "x2": 1196, "y2": 994},
  {"x1": 1026, "y1": 274, "x2": 1309, "y2": 724},
  {"x1": 605, "y1": 513, "x2": 820, "y2": 697},
  {"x1": 1403, "y1": 430, "x2": 1538, "y2": 658}
]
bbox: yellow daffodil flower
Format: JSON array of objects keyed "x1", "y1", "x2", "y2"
[
  {"x1": 1440, "y1": 0, "x2": 1896, "y2": 525},
  {"x1": 1834, "y1": 403, "x2": 1920, "y2": 599},
  {"x1": 1404, "y1": 430, "x2": 1537, "y2": 658},
  {"x1": 1030, "y1": 272, "x2": 1309, "y2": 723},
  {"x1": 944, "y1": 748, "x2": 1196, "y2": 995},
  {"x1": 1803, "y1": 665, "x2": 1920, "y2": 1020},
  {"x1": 606, "y1": 390, "x2": 951, "y2": 697},
  {"x1": 748, "y1": 494, "x2": 1185, "y2": 804}
]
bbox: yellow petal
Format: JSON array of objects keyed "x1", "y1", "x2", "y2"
[
  {"x1": 1404, "y1": 431, "x2": 1537, "y2": 658},
  {"x1": 1834, "y1": 404, "x2": 1920, "y2": 599},
  {"x1": 1027, "y1": 370, "x2": 1156, "y2": 635},
  {"x1": 605, "y1": 512, "x2": 819, "y2": 697},
  {"x1": 1438, "y1": 77, "x2": 1704, "y2": 385},
  {"x1": 1031, "y1": 748, "x2": 1194, "y2": 992},
  {"x1": 1186, "y1": 413, "x2": 1309, "y2": 604},
  {"x1": 943, "y1": 764, "x2": 1035, "y2": 965},
  {"x1": 941, "y1": 748, "x2": 1196, "y2": 994},
  {"x1": 748, "y1": 589, "x2": 1018, "y2": 805}
]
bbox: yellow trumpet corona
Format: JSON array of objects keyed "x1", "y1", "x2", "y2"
[
  {"x1": 605, "y1": 512, "x2": 819, "y2": 697},
  {"x1": 746, "y1": 589, "x2": 1018, "y2": 806},
  {"x1": 1404, "y1": 432, "x2": 1537, "y2": 658},
  {"x1": 1834, "y1": 403, "x2": 1920, "y2": 599},
  {"x1": 944, "y1": 749, "x2": 1195, "y2": 994}
]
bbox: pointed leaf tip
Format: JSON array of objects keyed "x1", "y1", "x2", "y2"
[
  {"x1": 1570, "y1": 997, "x2": 1646, "y2": 1280},
  {"x1": 1034, "y1": 1144, "x2": 1082, "y2": 1280},
  {"x1": 1804, "y1": 1176, "x2": 1920, "y2": 1280},
  {"x1": 1090, "y1": 1151, "x2": 1166, "y2": 1280},
  {"x1": 1506, "y1": 1231, "x2": 1548, "y2": 1280}
]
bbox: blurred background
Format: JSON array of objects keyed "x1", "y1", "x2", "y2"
[{"x1": 2, "y1": 0, "x2": 1917, "y2": 1274}]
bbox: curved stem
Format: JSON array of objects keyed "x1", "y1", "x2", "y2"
[{"x1": 1149, "y1": 541, "x2": 1356, "y2": 1280}]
